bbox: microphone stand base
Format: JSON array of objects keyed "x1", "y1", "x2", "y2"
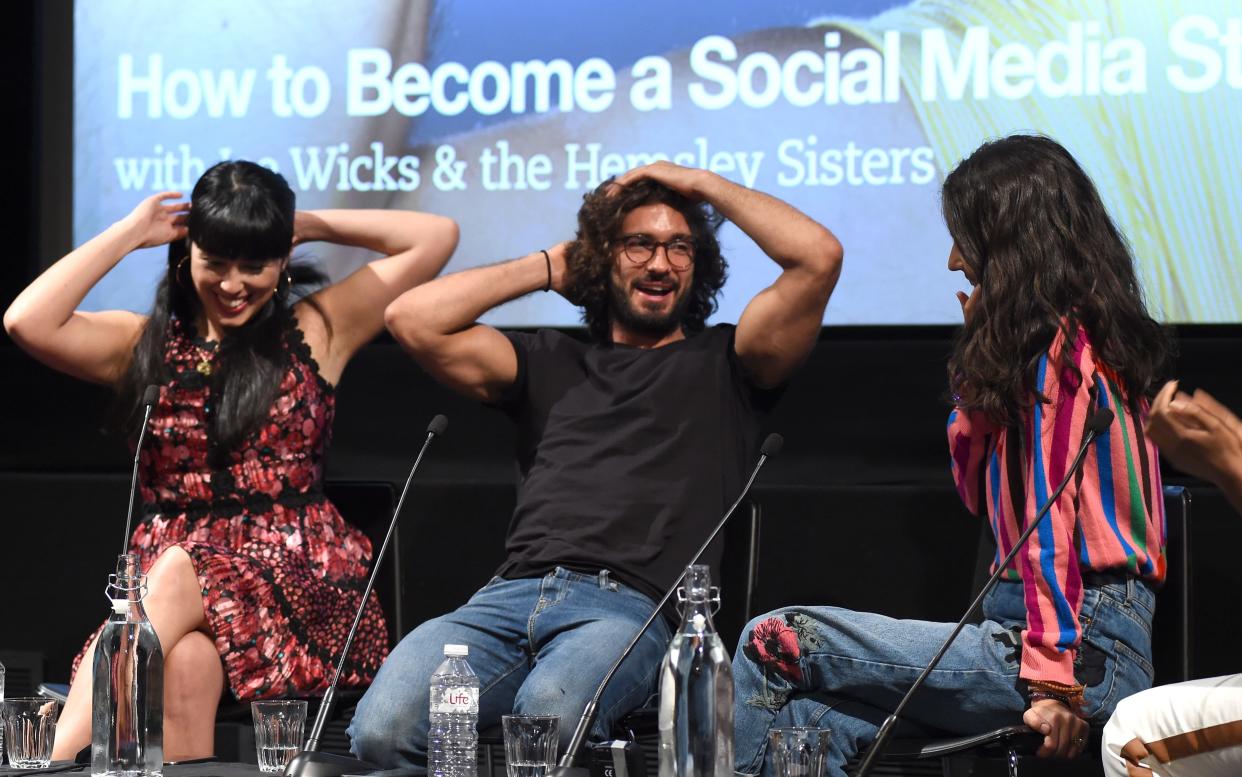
[{"x1": 283, "y1": 750, "x2": 380, "y2": 777}]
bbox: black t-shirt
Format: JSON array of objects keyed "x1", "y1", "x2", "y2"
[{"x1": 494, "y1": 325, "x2": 779, "y2": 602}]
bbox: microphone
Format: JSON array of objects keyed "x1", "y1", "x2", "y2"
[
  {"x1": 854, "y1": 407, "x2": 1114, "y2": 776},
  {"x1": 1086, "y1": 407, "x2": 1115, "y2": 435},
  {"x1": 285, "y1": 414, "x2": 449, "y2": 777},
  {"x1": 120, "y1": 385, "x2": 161, "y2": 554},
  {"x1": 551, "y1": 432, "x2": 784, "y2": 777},
  {"x1": 760, "y1": 433, "x2": 784, "y2": 458}
]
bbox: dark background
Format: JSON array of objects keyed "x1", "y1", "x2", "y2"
[{"x1": 2, "y1": 2, "x2": 1239, "y2": 696}]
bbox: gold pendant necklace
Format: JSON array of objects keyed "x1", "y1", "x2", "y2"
[
  {"x1": 195, "y1": 340, "x2": 215, "y2": 376},
  {"x1": 191, "y1": 320, "x2": 217, "y2": 376}
]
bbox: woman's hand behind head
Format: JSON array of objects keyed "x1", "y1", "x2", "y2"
[{"x1": 123, "y1": 192, "x2": 190, "y2": 249}]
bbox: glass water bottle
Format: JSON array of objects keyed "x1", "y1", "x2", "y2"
[
  {"x1": 657, "y1": 564, "x2": 733, "y2": 777},
  {"x1": 92, "y1": 553, "x2": 164, "y2": 777}
]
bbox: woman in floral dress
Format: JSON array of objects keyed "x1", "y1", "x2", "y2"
[{"x1": 3, "y1": 161, "x2": 458, "y2": 760}]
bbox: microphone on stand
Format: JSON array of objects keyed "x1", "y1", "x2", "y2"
[
  {"x1": 853, "y1": 407, "x2": 1115, "y2": 777},
  {"x1": 551, "y1": 432, "x2": 784, "y2": 777},
  {"x1": 121, "y1": 384, "x2": 161, "y2": 554},
  {"x1": 284, "y1": 413, "x2": 449, "y2": 777}
]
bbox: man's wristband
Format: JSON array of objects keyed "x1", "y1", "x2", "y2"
[{"x1": 540, "y1": 249, "x2": 552, "y2": 292}]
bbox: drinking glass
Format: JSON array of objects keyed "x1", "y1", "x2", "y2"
[
  {"x1": 1, "y1": 697, "x2": 59, "y2": 769},
  {"x1": 501, "y1": 714, "x2": 559, "y2": 777},
  {"x1": 768, "y1": 726, "x2": 831, "y2": 777},
  {"x1": 251, "y1": 700, "x2": 307, "y2": 773}
]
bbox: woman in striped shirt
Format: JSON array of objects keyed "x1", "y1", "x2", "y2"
[
  {"x1": 732, "y1": 134, "x2": 1173, "y2": 777},
  {"x1": 944, "y1": 133, "x2": 1172, "y2": 756}
]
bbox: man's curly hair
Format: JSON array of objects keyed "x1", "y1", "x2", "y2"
[{"x1": 563, "y1": 178, "x2": 727, "y2": 342}]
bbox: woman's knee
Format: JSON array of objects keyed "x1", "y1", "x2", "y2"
[
  {"x1": 735, "y1": 610, "x2": 788, "y2": 664},
  {"x1": 142, "y1": 547, "x2": 208, "y2": 640},
  {"x1": 733, "y1": 609, "x2": 815, "y2": 687},
  {"x1": 164, "y1": 631, "x2": 224, "y2": 715},
  {"x1": 146, "y1": 547, "x2": 197, "y2": 592},
  {"x1": 738, "y1": 611, "x2": 776, "y2": 644},
  {"x1": 144, "y1": 547, "x2": 204, "y2": 616}
]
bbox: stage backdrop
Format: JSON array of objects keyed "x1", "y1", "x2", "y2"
[{"x1": 73, "y1": 0, "x2": 1241, "y2": 325}]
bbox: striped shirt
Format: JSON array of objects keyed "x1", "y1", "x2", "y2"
[{"x1": 947, "y1": 327, "x2": 1165, "y2": 685}]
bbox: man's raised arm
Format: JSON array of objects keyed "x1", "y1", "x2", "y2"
[{"x1": 384, "y1": 244, "x2": 568, "y2": 404}]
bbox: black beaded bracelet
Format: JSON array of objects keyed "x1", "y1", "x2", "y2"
[{"x1": 540, "y1": 249, "x2": 552, "y2": 292}]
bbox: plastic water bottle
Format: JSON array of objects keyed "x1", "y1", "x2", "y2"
[
  {"x1": 1, "y1": 656, "x2": 6, "y2": 759},
  {"x1": 657, "y1": 564, "x2": 733, "y2": 777},
  {"x1": 92, "y1": 553, "x2": 164, "y2": 777},
  {"x1": 428, "y1": 644, "x2": 479, "y2": 777}
]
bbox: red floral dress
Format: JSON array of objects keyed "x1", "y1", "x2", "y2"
[{"x1": 72, "y1": 313, "x2": 389, "y2": 700}]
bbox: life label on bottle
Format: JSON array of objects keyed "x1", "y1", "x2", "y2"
[{"x1": 431, "y1": 686, "x2": 479, "y2": 714}]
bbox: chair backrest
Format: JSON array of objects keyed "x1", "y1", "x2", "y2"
[
  {"x1": 714, "y1": 498, "x2": 762, "y2": 648},
  {"x1": 744, "y1": 499, "x2": 761, "y2": 621},
  {"x1": 1153, "y1": 485, "x2": 1193, "y2": 685}
]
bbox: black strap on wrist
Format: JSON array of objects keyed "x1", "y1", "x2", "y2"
[{"x1": 540, "y1": 249, "x2": 552, "y2": 292}]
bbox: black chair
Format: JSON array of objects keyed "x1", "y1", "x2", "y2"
[
  {"x1": 479, "y1": 499, "x2": 764, "y2": 777},
  {"x1": 213, "y1": 479, "x2": 398, "y2": 762},
  {"x1": 871, "y1": 485, "x2": 1193, "y2": 777}
]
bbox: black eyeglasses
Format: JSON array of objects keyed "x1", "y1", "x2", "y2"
[{"x1": 618, "y1": 234, "x2": 695, "y2": 270}]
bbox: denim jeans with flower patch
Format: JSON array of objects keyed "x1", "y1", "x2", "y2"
[
  {"x1": 349, "y1": 567, "x2": 671, "y2": 774},
  {"x1": 732, "y1": 579, "x2": 1156, "y2": 777}
]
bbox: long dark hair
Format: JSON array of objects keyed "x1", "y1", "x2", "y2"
[
  {"x1": 118, "y1": 161, "x2": 325, "y2": 462},
  {"x1": 943, "y1": 134, "x2": 1172, "y2": 424},
  {"x1": 563, "y1": 178, "x2": 727, "y2": 342}
]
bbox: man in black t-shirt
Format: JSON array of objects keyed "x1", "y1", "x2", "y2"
[{"x1": 350, "y1": 162, "x2": 843, "y2": 770}]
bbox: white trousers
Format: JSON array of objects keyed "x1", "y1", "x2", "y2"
[{"x1": 1102, "y1": 674, "x2": 1242, "y2": 776}]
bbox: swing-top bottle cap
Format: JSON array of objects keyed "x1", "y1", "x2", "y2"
[{"x1": 107, "y1": 552, "x2": 145, "y2": 610}]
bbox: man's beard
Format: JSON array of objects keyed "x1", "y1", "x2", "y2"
[{"x1": 608, "y1": 276, "x2": 691, "y2": 339}]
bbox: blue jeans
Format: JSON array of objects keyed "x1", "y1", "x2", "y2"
[
  {"x1": 732, "y1": 579, "x2": 1156, "y2": 777},
  {"x1": 349, "y1": 567, "x2": 672, "y2": 771}
]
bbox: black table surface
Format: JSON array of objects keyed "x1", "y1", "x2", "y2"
[{"x1": 0, "y1": 762, "x2": 264, "y2": 777}]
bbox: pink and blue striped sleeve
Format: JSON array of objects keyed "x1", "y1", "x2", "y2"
[
  {"x1": 947, "y1": 406, "x2": 996, "y2": 517},
  {"x1": 1018, "y1": 330, "x2": 1095, "y2": 684}
]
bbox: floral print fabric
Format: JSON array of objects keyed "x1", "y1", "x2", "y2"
[{"x1": 72, "y1": 312, "x2": 389, "y2": 700}]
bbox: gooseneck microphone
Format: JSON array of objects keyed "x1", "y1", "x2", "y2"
[
  {"x1": 285, "y1": 414, "x2": 449, "y2": 777},
  {"x1": 854, "y1": 407, "x2": 1115, "y2": 777},
  {"x1": 551, "y1": 432, "x2": 784, "y2": 777},
  {"x1": 120, "y1": 385, "x2": 161, "y2": 554}
]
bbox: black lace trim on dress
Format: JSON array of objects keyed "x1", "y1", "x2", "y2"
[
  {"x1": 281, "y1": 310, "x2": 335, "y2": 396},
  {"x1": 142, "y1": 484, "x2": 328, "y2": 522}
]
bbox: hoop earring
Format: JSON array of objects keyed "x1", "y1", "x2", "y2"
[
  {"x1": 277, "y1": 271, "x2": 293, "y2": 298},
  {"x1": 175, "y1": 256, "x2": 190, "y2": 288}
]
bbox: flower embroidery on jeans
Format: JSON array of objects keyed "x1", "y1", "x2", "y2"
[
  {"x1": 785, "y1": 612, "x2": 824, "y2": 652},
  {"x1": 743, "y1": 614, "x2": 806, "y2": 684}
]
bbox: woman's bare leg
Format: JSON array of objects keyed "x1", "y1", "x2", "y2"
[
  {"x1": 52, "y1": 547, "x2": 213, "y2": 760},
  {"x1": 162, "y1": 630, "x2": 225, "y2": 761},
  {"x1": 52, "y1": 635, "x2": 99, "y2": 761}
]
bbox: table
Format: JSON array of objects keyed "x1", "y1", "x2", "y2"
[{"x1": 0, "y1": 762, "x2": 264, "y2": 777}]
